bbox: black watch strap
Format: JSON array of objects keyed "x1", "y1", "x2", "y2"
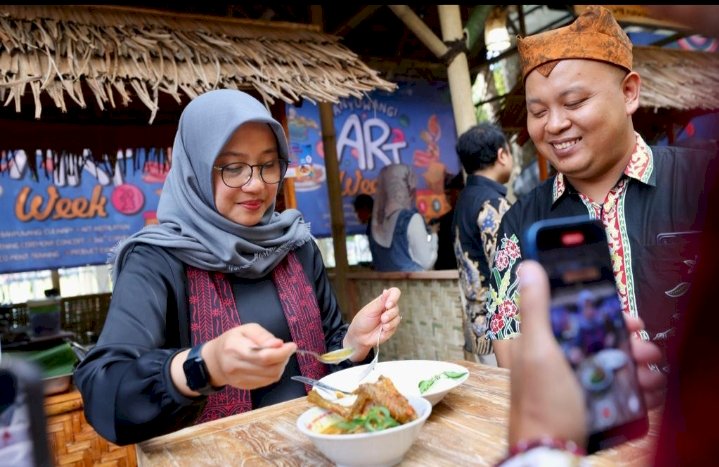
[{"x1": 183, "y1": 343, "x2": 225, "y2": 396}]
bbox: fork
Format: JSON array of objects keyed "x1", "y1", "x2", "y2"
[{"x1": 356, "y1": 324, "x2": 383, "y2": 382}]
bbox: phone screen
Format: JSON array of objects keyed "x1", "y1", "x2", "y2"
[{"x1": 525, "y1": 217, "x2": 649, "y2": 453}]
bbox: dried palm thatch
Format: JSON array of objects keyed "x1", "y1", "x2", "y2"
[
  {"x1": 498, "y1": 46, "x2": 719, "y2": 142},
  {"x1": 0, "y1": 5, "x2": 397, "y2": 123}
]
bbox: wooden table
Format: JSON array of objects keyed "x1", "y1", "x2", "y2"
[{"x1": 136, "y1": 361, "x2": 660, "y2": 466}]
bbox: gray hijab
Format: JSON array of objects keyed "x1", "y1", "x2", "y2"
[
  {"x1": 110, "y1": 89, "x2": 311, "y2": 281},
  {"x1": 370, "y1": 163, "x2": 417, "y2": 248}
]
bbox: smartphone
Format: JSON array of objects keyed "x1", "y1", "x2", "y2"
[
  {"x1": 0, "y1": 356, "x2": 53, "y2": 467},
  {"x1": 524, "y1": 216, "x2": 649, "y2": 454}
]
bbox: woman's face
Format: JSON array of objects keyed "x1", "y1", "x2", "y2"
[{"x1": 212, "y1": 122, "x2": 281, "y2": 227}]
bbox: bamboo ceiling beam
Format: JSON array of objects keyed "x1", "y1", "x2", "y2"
[
  {"x1": 332, "y1": 5, "x2": 382, "y2": 37},
  {"x1": 387, "y1": 5, "x2": 448, "y2": 59}
]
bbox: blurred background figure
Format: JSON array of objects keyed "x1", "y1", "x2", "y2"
[
  {"x1": 433, "y1": 172, "x2": 465, "y2": 270},
  {"x1": 352, "y1": 193, "x2": 374, "y2": 236},
  {"x1": 451, "y1": 123, "x2": 513, "y2": 363},
  {"x1": 369, "y1": 164, "x2": 437, "y2": 272}
]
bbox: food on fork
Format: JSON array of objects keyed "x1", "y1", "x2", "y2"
[{"x1": 307, "y1": 375, "x2": 417, "y2": 434}]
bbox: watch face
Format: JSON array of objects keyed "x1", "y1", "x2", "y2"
[{"x1": 183, "y1": 350, "x2": 210, "y2": 392}]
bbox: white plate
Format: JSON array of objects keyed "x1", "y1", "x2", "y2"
[{"x1": 319, "y1": 360, "x2": 469, "y2": 406}]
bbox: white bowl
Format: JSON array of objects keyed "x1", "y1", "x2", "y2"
[
  {"x1": 319, "y1": 360, "x2": 470, "y2": 406},
  {"x1": 296, "y1": 395, "x2": 432, "y2": 467}
]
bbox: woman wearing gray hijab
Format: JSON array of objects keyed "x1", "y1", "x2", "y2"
[
  {"x1": 74, "y1": 89, "x2": 402, "y2": 445},
  {"x1": 369, "y1": 164, "x2": 438, "y2": 271}
]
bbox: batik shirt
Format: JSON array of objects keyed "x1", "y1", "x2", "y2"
[
  {"x1": 452, "y1": 175, "x2": 511, "y2": 355},
  {"x1": 485, "y1": 134, "x2": 714, "y2": 368}
]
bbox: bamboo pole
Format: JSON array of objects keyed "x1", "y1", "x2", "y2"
[
  {"x1": 312, "y1": 5, "x2": 350, "y2": 314},
  {"x1": 438, "y1": 5, "x2": 477, "y2": 136},
  {"x1": 319, "y1": 102, "x2": 349, "y2": 314}
]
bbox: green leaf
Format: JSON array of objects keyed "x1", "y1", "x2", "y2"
[
  {"x1": 443, "y1": 371, "x2": 468, "y2": 379},
  {"x1": 418, "y1": 374, "x2": 441, "y2": 394},
  {"x1": 418, "y1": 371, "x2": 468, "y2": 393}
]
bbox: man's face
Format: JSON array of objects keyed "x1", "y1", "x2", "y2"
[{"x1": 525, "y1": 59, "x2": 638, "y2": 187}]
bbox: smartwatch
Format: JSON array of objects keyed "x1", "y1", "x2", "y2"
[{"x1": 182, "y1": 343, "x2": 225, "y2": 396}]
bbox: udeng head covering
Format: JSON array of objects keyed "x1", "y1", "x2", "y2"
[{"x1": 517, "y1": 5, "x2": 632, "y2": 81}]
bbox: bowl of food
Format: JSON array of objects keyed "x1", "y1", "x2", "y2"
[
  {"x1": 297, "y1": 375, "x2": 432, "y2": 467},
  {"x1": 319, "y1": 360, "x2": 469, "y2": 406}
]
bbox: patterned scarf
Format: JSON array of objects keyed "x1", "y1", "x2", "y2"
[{"x1": 187, "y1": 251, "x2": 327, "y2": 423}]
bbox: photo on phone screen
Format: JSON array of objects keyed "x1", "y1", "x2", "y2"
[{"x1": 525, "y1": 216, "x2": 649, "y2": 454}]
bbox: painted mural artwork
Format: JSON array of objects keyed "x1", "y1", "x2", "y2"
[
  {"x1": 0, "y1": 81, "x2": 458, "y2": 272},
  {"x1": 0, "y1": 148, "x2": 170, "y2": 274},
  {"x1": 289, "y1": 80, "x2": 459, "y2": 237}
]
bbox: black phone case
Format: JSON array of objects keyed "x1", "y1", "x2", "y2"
[{"x1": 524, "y1": 216, "x2": 649, "y2": 454}]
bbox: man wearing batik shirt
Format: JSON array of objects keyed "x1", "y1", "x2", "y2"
[
  {"x1": 452, "y1": 123, "x2": 513, "y2": 363},
  {"x1": 485, "y1": 5, "x2": 716, "y2": 369}
]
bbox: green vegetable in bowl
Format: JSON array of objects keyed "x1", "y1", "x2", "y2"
[
  {"x1": 418, "y1": 371, "x2": 468, "y2": 394},
  {"x1": 333, "y1": 406, "x2": 400, "y2": 433}
]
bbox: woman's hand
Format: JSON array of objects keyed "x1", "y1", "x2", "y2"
[
  {"x1": 344, "y1": 287, "x2": 402, "y2": 362},
  {"x1": 172, "y1": 323, "x2": 296, "y2": 396}
]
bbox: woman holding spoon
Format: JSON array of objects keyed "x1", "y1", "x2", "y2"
[{"x1": 74, "y1": 89, "x2": 402, "y2": 445}]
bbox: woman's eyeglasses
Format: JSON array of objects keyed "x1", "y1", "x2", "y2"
[{"x1": 213, "y1": 159, "x2": 288, "y2": 188}]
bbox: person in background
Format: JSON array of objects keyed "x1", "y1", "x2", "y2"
[
  {"x1": 368, "y1": 163, "x2": 438, "y2": 271},
  {"x1": 74, "y1": 89, "x2": 402, "y2": 445},
  {"x1": 352, "y1": 193, "x2": 374, "y2": 236},
  {"x1": 451, "y1": 123, "x2": 513, "y2": 362},
  {"x1": 485, "y1": 5, "x2": 716, "y2": 368},
  {"x1": 432, "y1": 172, "x2": 464, "y2": 270}
]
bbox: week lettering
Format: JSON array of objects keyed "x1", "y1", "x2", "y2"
[{"x1": 15, "y1": 185, "x2": 108, "y2": 222}]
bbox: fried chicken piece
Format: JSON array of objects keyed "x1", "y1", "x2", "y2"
[
  {"x1": 307, "y1": 375, "x2": 417, "y2": 424},
  {"x1": 353, "y1": 376, "x2": 417, "y2": 423},
  {"x1": 307, "y1": 389, "x2": 353, "y2": 419}
]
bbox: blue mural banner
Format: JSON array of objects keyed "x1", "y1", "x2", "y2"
[
  {"x1": 0, "y1": 148, "x2": 170, "y2": 274},
  {"x1": 288, "y1": 80, "x2": 460, "y2": 238},
  {"x1": 0, "y1": 80, "x2": 460, "y2": 272}
]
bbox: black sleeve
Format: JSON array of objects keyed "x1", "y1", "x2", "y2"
[
  {"x1": 296, "y1": 240, "x2": 373, "y2": 370},
  {"x1": 73, "y1": 244, "x2": 204, "y2": 445}
]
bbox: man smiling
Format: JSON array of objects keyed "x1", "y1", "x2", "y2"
[{"x1": 484, "y1": 5, "x2": 717, "y2": 369}]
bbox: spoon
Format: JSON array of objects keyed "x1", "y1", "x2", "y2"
[{"x1": 251, "y1": 346, "x2": 355, "y2": 365}]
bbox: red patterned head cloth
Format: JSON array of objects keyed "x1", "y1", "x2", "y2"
[{"x1": 517, "y1": 5, "x2": 633, "y2": 81}]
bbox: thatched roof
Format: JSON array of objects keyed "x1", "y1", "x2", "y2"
[
  {"x1": 0, "y1": 5, "x2": 397, "y2": 123},
  {"x1": 498, "y1": 46, "x2": 719, "y2": 144}
]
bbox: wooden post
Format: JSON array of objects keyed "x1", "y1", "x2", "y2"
[
  {"x1": 271, "y1": 101, "x2": 297, "y2": 209},
  {"x1": 312, "y1": 5, "x2": 350, "y2": 314},
  {"x1": 438, "y1": 5, "x2": 477, "y2": 136},
  {"x1": 318, "y1": 103, "x2": 350, "y2": 314}
]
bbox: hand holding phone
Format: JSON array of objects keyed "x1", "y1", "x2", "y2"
[{"x1": 524, "y1": 216, "x2": 649, "y2": 454}]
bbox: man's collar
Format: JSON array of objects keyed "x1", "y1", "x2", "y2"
[
  {"x1": 467, "y1": 173, "x2": 508, "y2": 195},
  {"x1": 551, "y1": 133, "x2": 655, "y2": 203}
]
